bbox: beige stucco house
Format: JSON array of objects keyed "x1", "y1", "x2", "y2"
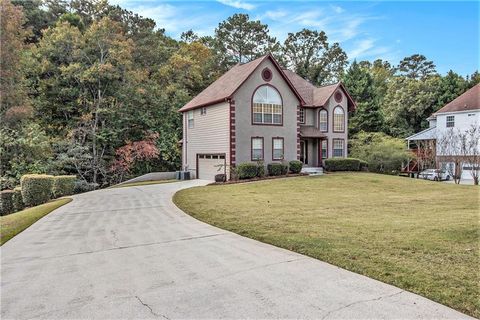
[{"x1": 179, "y1": 54, "x2": 356, "y2": 180}]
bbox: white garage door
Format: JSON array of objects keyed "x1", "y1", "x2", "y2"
[{"x1": 197, "y1": 154, "x2": 226, "y2": 181}]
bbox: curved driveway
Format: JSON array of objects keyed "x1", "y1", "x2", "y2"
[{"x1": 1, "y1": 181, "x2": 472, "y2": 319}]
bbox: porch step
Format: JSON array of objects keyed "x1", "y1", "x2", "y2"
[{"x1": 301, "y1": 167, "x2": 324, "y2": 176}]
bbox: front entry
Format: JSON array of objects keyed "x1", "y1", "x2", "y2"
[{"x1": 300, "y1": 140, "x2": 308, "y2": 165}]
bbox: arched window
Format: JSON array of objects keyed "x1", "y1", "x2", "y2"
[
  {"x1": 333, "y1": 106, "x2": 345, "y2": 132},
  {"x1": 252, "y1": 85, "x2": 283, "y2": 125},
  {"x1": 319, "y1": 109, "x2": 328, "y2": 132}
]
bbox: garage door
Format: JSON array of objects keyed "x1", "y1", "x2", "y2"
[{"x1": 197, "y1": 154, "x2": 226, "y2": 180}]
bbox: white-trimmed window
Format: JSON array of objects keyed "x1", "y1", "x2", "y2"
[
  {"x1": 299, "y1": 108, "x2": 305, "y2": 124},
  {"x1": 251, "y1": 137, "x2": 264, "y2": 160},
  {"x1": 272, "y1": 138, "x2": 284, "y2": 160},
  {"x1": 333, "y1": 139, "x2": 344, "y2": 157},
  {"x1": 333, "y1": 106, "x2": 345, "y2": 132},
  {"x1": 321, "y1": 139, "x2": 328, "y2": 159},
  {"x1": 319, "y1": 109, "x2": 328, "y2": 132},
  {"x1": 200, "y1": 107, "x2": 207, "y2": 115},
  {"x1": 252, "y1": 85, "x2": 283, "y2": 125},
  {"x1": 187, "y1": 111, "x2": 194, "y2": 128},
  {"x1": 446, "y1": 115, "x2": 455, "y2": 127}
]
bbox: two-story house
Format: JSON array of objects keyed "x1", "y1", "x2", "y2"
[
  {"x1": 406, "y1": 84, "x2": 479, "y2": 180},
  {"x1": 179, "y1": 54, "x2": 356, "y2": 180}
]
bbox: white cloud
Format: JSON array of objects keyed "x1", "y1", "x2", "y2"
[
  {"x1": 330, "y1": 5, "x2": 345, "y2": 14},
  {"x1": 217, "y1": 0, "x2": 256, "y2": 10},
  {"x1": 348, "y1": 39, "x2": 375, "y2": 59},
  {"x1": 347, "y1": 38, "x2": 398, "y2": 61}
]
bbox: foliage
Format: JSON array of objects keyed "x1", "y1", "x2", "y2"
[
  {"x1": 324, "y1": 158, "x2": 361, "y2": 171},
  {"x1": 288, "y1": 160, "x2": 303, "y2": 174},
  {"x1": 350, "y1": 132, "x2": 410, "y2": 174},
  {"x1": 214, "y1": 13, "x2": 279, "y2": 68},
  {"x1": 267, "y1": 163, "x2": 288, "y2": 176},
  {"x1": 397, "y1": 54, "x2": 437, "y2": 79},
  {"x1": 12, "y1": 187, "x2": 24, "y2": 212},
  {"x1": 343, "y1": 61, "x2": 384, "y2": 135},
  {"x1": 73, "y1": 180, "x2": 97, "y2": 194},
  {"x1": 52, "y1": 175, "x2": 76, "y2": 198},
  {"x1": 283, "y1": 28, "x2": 348, "y2": 85},
  {"x1": 110, "y1": 133, "x2": 160, "y2": 182},
  {"x1": 20, "y1": 174, "x2": 54, "y2": 206},
  {"x1": 0, "y1": 190, "x2": 15, "y2": 216},
  {"x1": 237, "y1": 163, "x2": 259, "y2": 180}
]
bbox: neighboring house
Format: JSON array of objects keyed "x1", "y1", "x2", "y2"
[
  {"x1": 406, "y1": 84, "x2": 480, "y2": 180},
  {"x1": 179, "y1": 53, "x2": 356, "y2": 180}
]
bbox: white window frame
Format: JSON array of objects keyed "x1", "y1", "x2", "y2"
[
  {"x1": 200, "y1": 107, "x2": 207, "y2": 115},
  {"x1": 321, "y1": 139, "x2": 328, "y2": 159},
  {"x1": 187, "y1": 111, "x2": 194, "y2": 129}
]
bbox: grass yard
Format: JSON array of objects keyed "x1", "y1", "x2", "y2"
[
  {"x1": 110, "y1": 179, "x2": 176, "y2": 188},
  {"x1": 0, "y1": 198, "x2": 72, "y2": 246},
  {"x1": 174, "y1": 172, "x2": 480, "y2": 317}
]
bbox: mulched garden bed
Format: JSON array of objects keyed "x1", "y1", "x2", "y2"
[{"x1": 209, "y1": 173, "x2": 309, "y2": 185}]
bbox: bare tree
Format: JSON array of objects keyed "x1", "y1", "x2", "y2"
[
  {"x1": 437, "y1": 128, "x2": 464, "y2": 184},
  {"x1": 437, "y1": 123, "x2": 480, "y2": 185},
  {"x1": 463, "y1": 124, "x2": 480, "y2": 185}
]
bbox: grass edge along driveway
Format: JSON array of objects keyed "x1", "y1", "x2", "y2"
[
  {"x1": 1, "y1": 198, "x2": 72, "y2": 245},
  {"x1": 173, "y1": 173, "x2": 479, "y2": 318}
]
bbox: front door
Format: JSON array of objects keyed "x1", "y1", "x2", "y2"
[{"x1": 300, "y1": 140, "x2": 308, "y2": 165}]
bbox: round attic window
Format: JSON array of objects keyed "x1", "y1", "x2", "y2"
[
  {"x1": 334, "y1": 91, "x2": 343, "y2": 103},
  {"x1": 262, "y1": 68, "x2": 272, "y2": 81}
]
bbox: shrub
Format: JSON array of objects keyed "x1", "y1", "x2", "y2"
[
  {"x1": 359, "y1": 160, "x2": 369, "y2": 171},
  {"x1": 0, "y1": 190, "x2": 14, "y2": 215},
  {"x1": 52, "y1": 175, "x2": 76, "y2": 198},
  {"x1": 267, "y1": 163, "x2": 288, "y2": 176},
  {"x1": 256, "y1": 161, "x2": 266, "y2": 178},
  {"x1": 73, "y1": 180, "x2": 97, "y2": 194},
  {"x1": 325, "y1": 158, "x2": 361, "y2": 171},
  {"x1": 289, "y1": 160, "x2": 303, "y2": 174},
  {"x1": 20, "y1": 174, "x2": 54, "y2": 206},
  {"x1": 12, "y1": 187, "x2": 24, "y2": 212},
  {"x1": 237, "y1": 163, "x2": 258, "y2": 179},
  {"x1": 349, "y1": 131, "x2": 410, "y2": 174}
]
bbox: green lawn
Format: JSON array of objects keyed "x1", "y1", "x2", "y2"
[
  {"x1": 110, "y1": 179, "x2": 176, "y2": 189},
  {"x1": 0, "y1": 198, "x2": 72, "y2": 246},
  {"x1": 174, "y1": 172, "x2": 479, "y2": 317}
]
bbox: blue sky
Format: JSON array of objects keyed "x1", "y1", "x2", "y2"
[{"x1": 110, "y1": 0, "x2": 479, "y2": 76}]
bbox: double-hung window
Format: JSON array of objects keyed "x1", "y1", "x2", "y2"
[
  {"x1": 321, "y1": 140, "x2": 328, "y2": 159},
  {"x1": 272, "y1": 138, "x2": 284, "y2": 160},
  {"x1": 187, "y1": 111, "x2": 194, "y2": 128},
  {"x1": 333, "y1": 139, "x2": 344, "y2": 157},
  {"x1": 252, "y1": 85, "x2": 283, "y2": 125},
  {"x1": 319, "y1": 109, "x2": 328, "y2": 131},
  {"x1": 446, "y1": 115, "x2": 455, "y2": 128},
  {"x1": 251, "y1": 137, "x2": 264, "y2": 161},
  {"x1": 299, "y1": 108, "x2": 305, "y2": 124}
]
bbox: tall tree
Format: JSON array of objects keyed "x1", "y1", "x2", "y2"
[
  {"x1": 435, "y1": 70, "x2": 468, "y2": 109},
  {"x1": 342, "y1": 61, "x2": 384, "y2": 134},
  {"x1": 397, "y1": 54, "x2": 437, "y2": 79},
  {"x1": 282, "y1": 29, "x2": 347, "y2": 85},
  {"x1": 383, "y1": 76, "x2": 442, "y2": 137},
  {"x1": 214, "y1": 13, "x2": 279, "y2": 68}
]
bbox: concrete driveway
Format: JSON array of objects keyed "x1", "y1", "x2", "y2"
[{"x1": 1, "y1": 181, "x2": 472, "y2": 319}]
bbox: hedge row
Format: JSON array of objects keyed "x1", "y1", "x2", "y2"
[
  {"x1": 324, "y1": 158, "x2": 368, "y2": 172},
  {"x1": 236, "y1": 160, "x2": 303, "y2": 180},
  {"x1": 0, "y1": 174, "x2": 76, "y2": 216}
]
